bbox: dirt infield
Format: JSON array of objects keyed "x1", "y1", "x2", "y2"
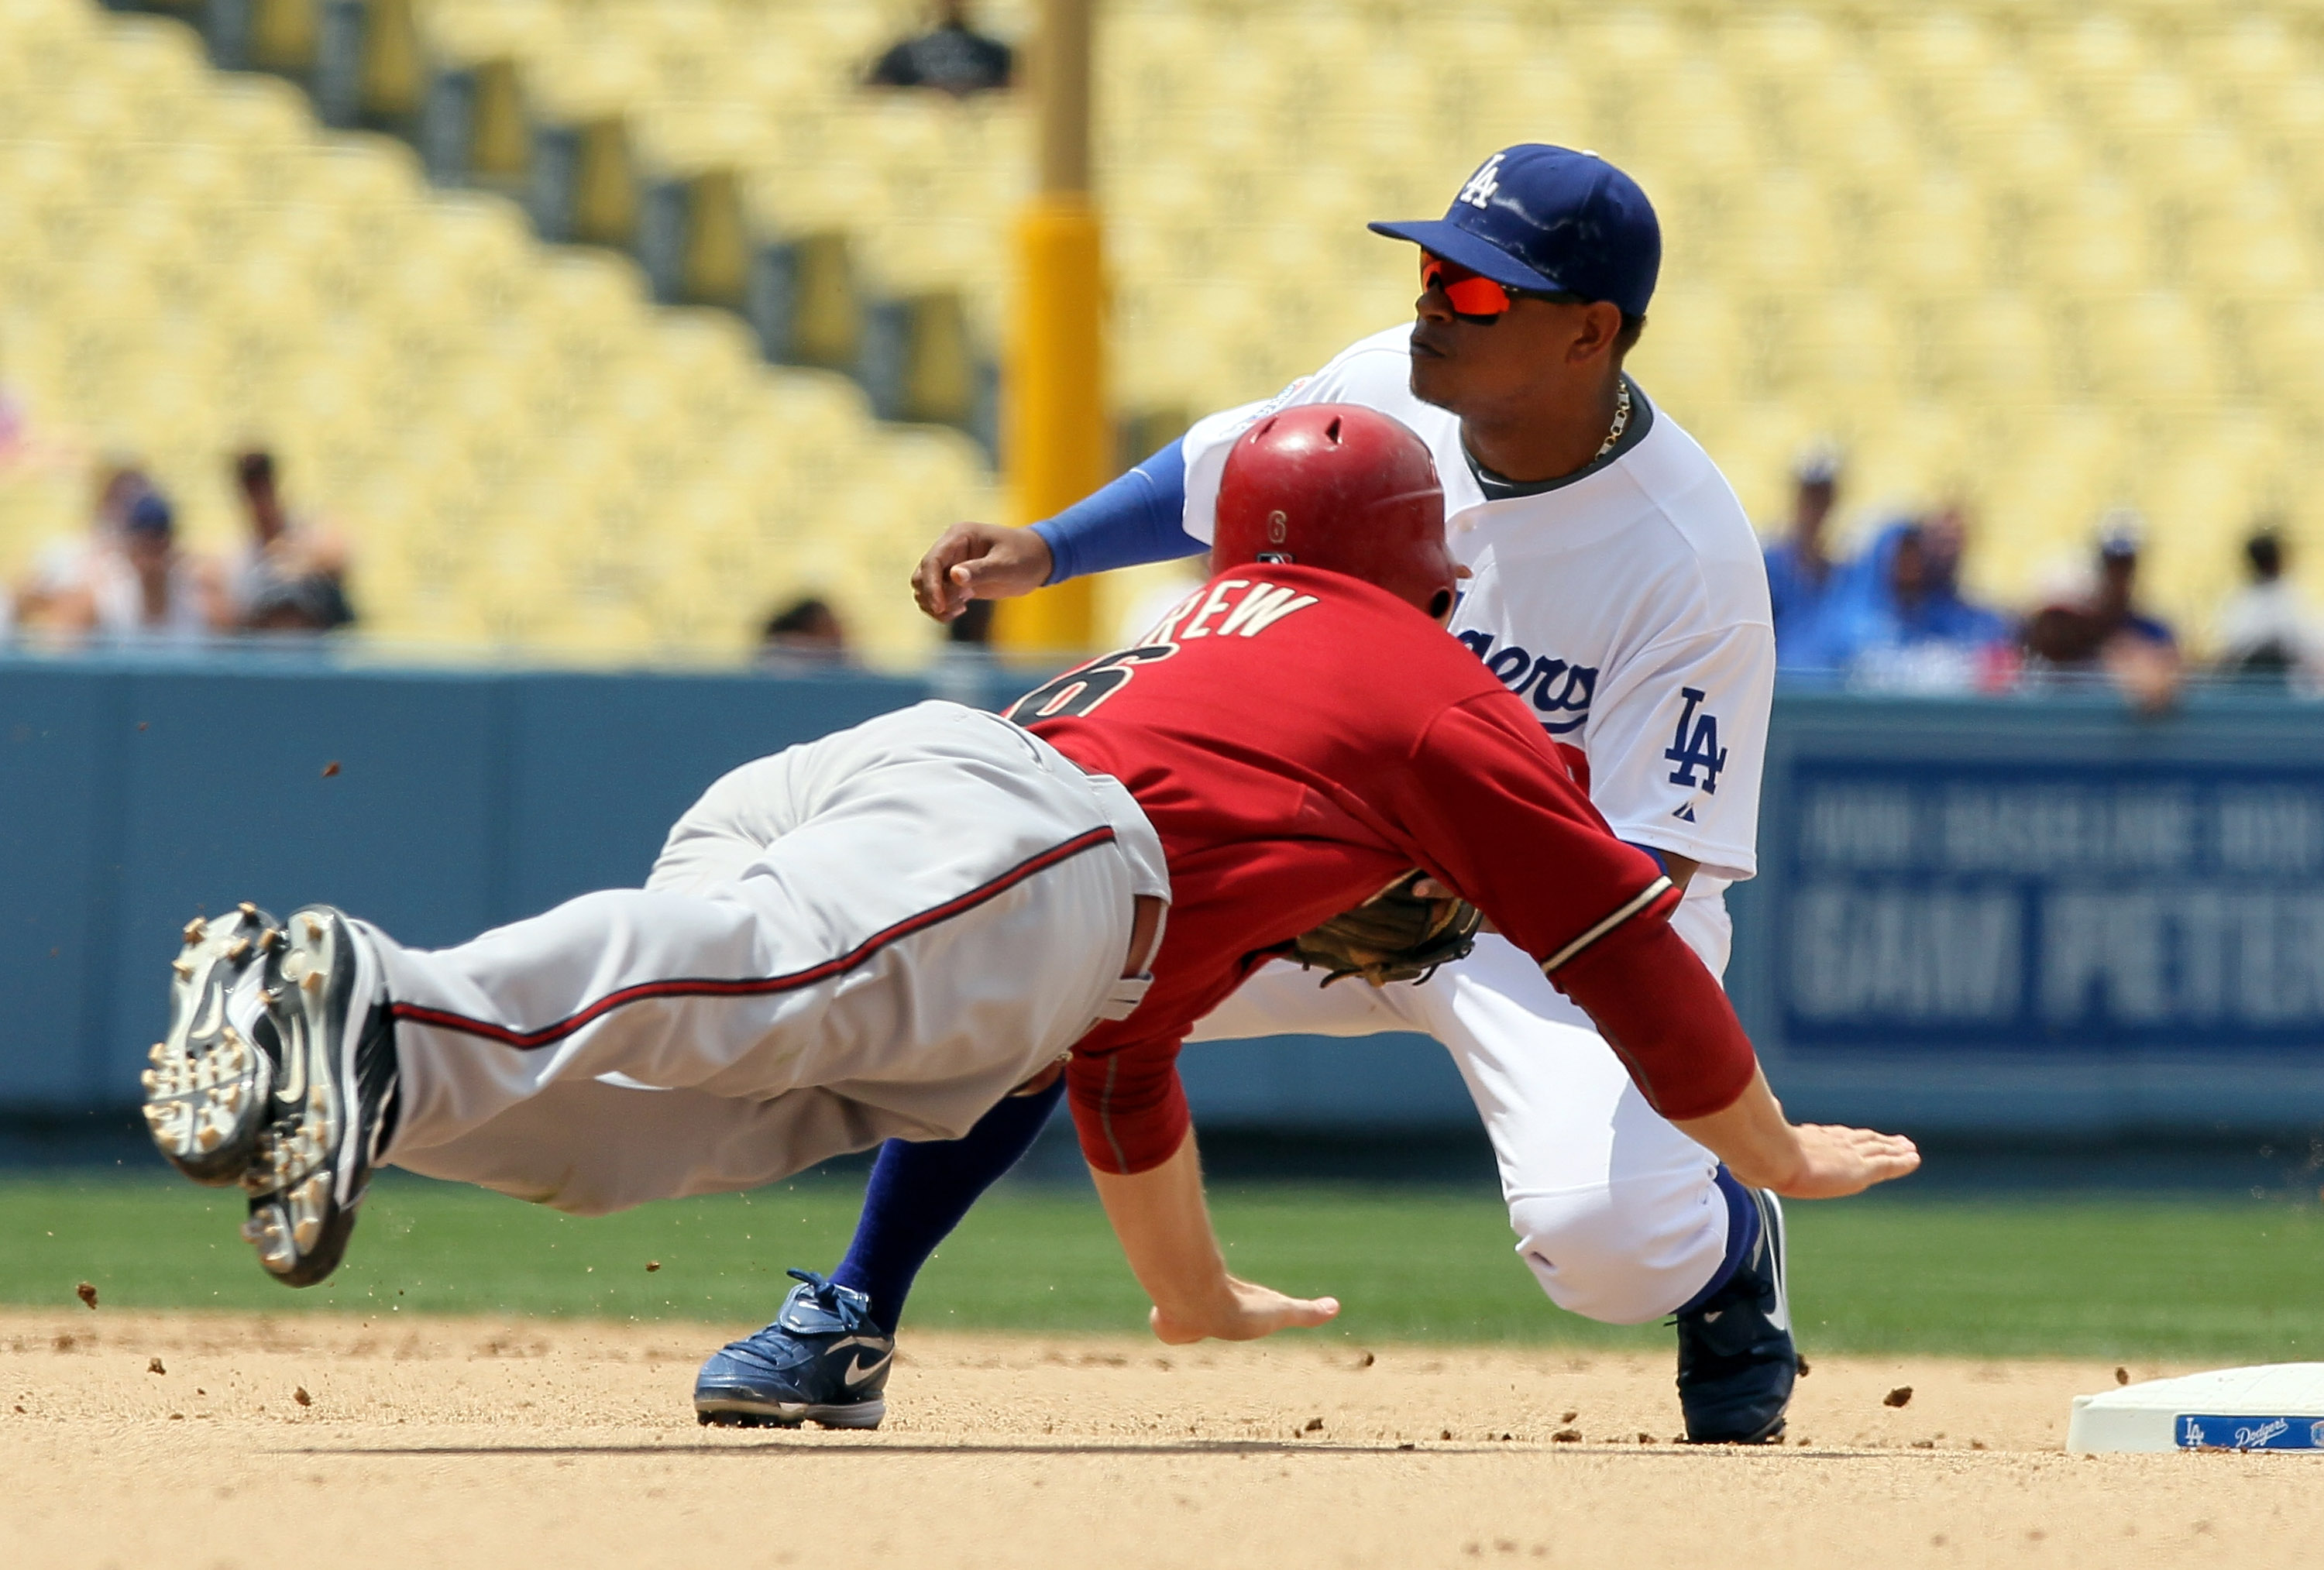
[{"x1": 3, "y1": 1309, "x2": 2315, "y2": 1568}]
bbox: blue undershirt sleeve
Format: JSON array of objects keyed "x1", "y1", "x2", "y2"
[
  {"x1": 1029, "y1": 437, "x2": 1202, "y2": 585},
  {"x1": 1622, "y1": 840, "x2": 1670, "y2": 876}
]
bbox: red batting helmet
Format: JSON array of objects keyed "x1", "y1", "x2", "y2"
[{"x1": 1212, "y1": 404, "x2": 1458, "y2": 620}]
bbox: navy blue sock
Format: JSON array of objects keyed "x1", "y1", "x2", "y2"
[
  {"x1": 1674, "y1": 1164, "x2": 1762, "y2": 1317},
  {"x1": 829, "y1": 1075, "x2": 1065, "y2": 1332}
]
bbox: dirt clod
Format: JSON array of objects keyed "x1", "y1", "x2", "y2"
[
  {"x1": 1302, "y1": 1416, "x2": 1324, "y2": 1434},
  {"x1": 1551, "y1": 1429, "x2": 1582, "y2": 1443},
  {"x1": 1357, "y1": 1351, "x2": 1374, "y2": 1369},
  {"x1": 645, "y1": 1262, "x2": 661, "y2": 1273},
  {"x1": 1560, "y1": 1410, "x2": 1578, "y2": 1423},
  {"x1": 74, "y1": 1283, "x2": 96, "y2": 1311},
  {"x1": 1796, "y1": 1355, "x2": 1812, "y2": 1377},
  {"x1": 147, "y1": 1358, "x2": 165, "y2": 1375},
  {"x1": 2115, "y1": 1367, "x2": 2130, "y2": 1386},
  {"x1": 293, "y1": 1386, "x2": 311, "y2": 1407},
  {"x1": 1884, "y1": 1386, "x2": 1913, "y2": 1409}
]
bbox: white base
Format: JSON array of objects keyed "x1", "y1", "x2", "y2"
[{"x1": 2068, "y1": 1364, "x2": 2324, "y2": 1453}]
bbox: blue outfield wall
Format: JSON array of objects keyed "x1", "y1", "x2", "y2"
[{"x1": 5, "y1": 652, "x2": 2322, "y2": 1136}]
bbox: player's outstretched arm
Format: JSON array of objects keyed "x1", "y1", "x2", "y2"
[
  {"x1": 909, "y1": 521, "x2": 1054, "y2": 622},
  {"x1": 1542, "y1": 908, "x2": 1919, "y2": 1199},
  {"x1": 909, "y1": 439, "x2": 1201, "y2": 621},
  {"x1": 1088, "y1": 1129, "x2": 1341, "y2": 1344},
  {"x1": 1671, "y1": 1065, "x2": 1920, "y2": 1200}
]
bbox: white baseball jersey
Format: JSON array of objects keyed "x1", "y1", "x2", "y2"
[
  {"x1": 1177, "y1": 325, "x2": 1774, "y2": 921},
  {"x1": 1177, "y1": 327, "x2": 1776, "y2": 1321}
]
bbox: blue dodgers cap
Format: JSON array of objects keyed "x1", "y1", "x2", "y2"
[
  {"x1": 1370, "y1": 144, "x2": 1661, "y2": 318},
  {"x1": 123, "y1": 491, "x2": 174, "y2": 536}
]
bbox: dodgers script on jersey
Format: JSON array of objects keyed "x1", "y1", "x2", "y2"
[
  {"x1": 1175, "y1": 327, "x2": 1774, "y2": 955},
  {"x1": 1006, "y1": 565, "x2": 1676, "y2": 1174}
]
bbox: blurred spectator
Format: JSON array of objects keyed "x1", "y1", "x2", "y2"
[
  {"x1": 947, "y1": 597, "x2": 995, "y2": 646},
  {"x1": 243, "y1": 577, "x2": 351, "y2": 634},
  {"x1": 65, "y1": 490, "x2": 224, "y2": 648},
  {"x1": 229, "y1": 449, "x2": 354, "y2": 632},
  {"x1": 2023, "y1": 510, "x2": 2181, "y2": 713},
  {"x1": 2213, "y1": 525, "x2": 2317, "y2": 686},
  {"x1": 1831, "y1": 507, "x2": 2013, "y2": 692},
  {"x1": 14, "y1": 462, "x2": 149, "y2": 630},
  {"x1": 1762, "y1": 442, "x2": 1847, "y2": 674},
  {"x1": 15, "y1": 469, "x2": 225, "y2": 646},
  {"x1": 759, "y1": 595, "x2": 850, "y2": 665},
  {"x1": 867, "y1": 2, "x2": 1013, "y2": 96}
]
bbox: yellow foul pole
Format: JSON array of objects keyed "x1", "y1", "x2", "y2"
[{"x1": 995, "y1": 0, "x2": 1102, "y2": 653}]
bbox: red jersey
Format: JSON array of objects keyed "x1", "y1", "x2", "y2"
[{"x1": 1007, "y1": 565, "x2": 1679, "y2": 1173}]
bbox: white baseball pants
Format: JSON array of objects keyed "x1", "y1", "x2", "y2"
[
  {"x1": 1188, "y1": 896, "x2": 1733, "y2": 1324},
  {"x1": 382, "y1": 703, "x2": 1168, "y2": 1214}
]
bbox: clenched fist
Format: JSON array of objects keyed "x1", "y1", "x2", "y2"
[{"x1": 910, "y1": 522, "x2": 1055, "y2": 622}]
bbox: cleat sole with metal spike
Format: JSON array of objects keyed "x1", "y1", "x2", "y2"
[
  {"x1": 143, "y1": 905, "x2": 280, "y2": 1187},
  {"x1": 237, "y1": 905, "x2": 395, "y2": 1290}
]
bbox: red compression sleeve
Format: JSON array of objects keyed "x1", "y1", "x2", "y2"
[
  {"x1": 1547, "y1": 917, "x2": 1757, "y2": 1121},
  {"x1": 1066, "y1": 1045, "x2": 1193, "y2": 1174}
]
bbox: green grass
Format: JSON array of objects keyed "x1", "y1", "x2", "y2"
[{"x1": 2, "y1": 1172, "x2": 2320, "y2": 1359}]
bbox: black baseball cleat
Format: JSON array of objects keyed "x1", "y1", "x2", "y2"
[
  {"x1": 238, "y1": 905, "x2": 401, "y2": 1288},
  {"x1": 1674, "y1": 1187, "x2": 1796, "y2": 1444},
  {"x1": 143, "y1": 905, "x2": 281, "y2": 1186},
  {"x1": 694, "y1": 1270, "x2": 894, "y2": 1430}
]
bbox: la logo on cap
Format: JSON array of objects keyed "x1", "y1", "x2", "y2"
[{"x1": 1457, "y1": 153, "x2": 1504, "y2": 210}]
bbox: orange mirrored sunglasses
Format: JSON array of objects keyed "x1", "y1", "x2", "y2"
[{"x1": 1421, "y1": 251, "x2": 1521, "y2": 318}]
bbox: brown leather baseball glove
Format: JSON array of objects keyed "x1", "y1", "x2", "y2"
[{"x1": 1284, "y1": 869, "x2": 1483, "y2": 988}]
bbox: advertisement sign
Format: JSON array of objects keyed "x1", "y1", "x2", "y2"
[{"x1": 1779, "y1": 760, "x2": 2324, "y2": 1052}]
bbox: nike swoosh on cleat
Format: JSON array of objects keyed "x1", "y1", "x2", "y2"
[
  {"x1": 191, "y1": 984, "x2": 225, "y2": 1042},
  {"x1": 275, "y1": 1030, "x2": 307, "y2": 1105},
  {"x1": 841, "y1": 1350, "x2": 892, "y2": 1387},
  {"x1": 167, "y1": 959, "x2": 217, "y2": 1056}
]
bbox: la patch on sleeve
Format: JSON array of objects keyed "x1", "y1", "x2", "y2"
[{"x1": 1662, "y1": 687, "x2": 1727, "y2": 821}]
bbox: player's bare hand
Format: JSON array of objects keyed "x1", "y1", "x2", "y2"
[
  {"x1": 1148, "y1": 1274, "x2": 1341, "y2": 1345},
  {"x1": 1753, "y1": 1122, "x2": 1920, "y2": 1200},
  {"x1": 1673, "y1": 1067, "x2": 1916, "y2": 1201},
  {"x1": 909, "y1": 521, "x2": 1054, "y2": 622}
]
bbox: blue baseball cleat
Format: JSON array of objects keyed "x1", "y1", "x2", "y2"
[
  {"x1": 1674, "y1": 1187, "x2": 1796, "y2": 1444},
  {"x1": 695, "y1": 1269, "x2": 894, "y2": 1429}
]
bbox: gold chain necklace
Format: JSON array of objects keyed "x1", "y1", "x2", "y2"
[{"x1": 1592, "y1": 379, "x2": 1632, "y2": 463}]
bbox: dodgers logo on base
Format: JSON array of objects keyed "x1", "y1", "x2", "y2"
[{"x1": 2176, "y1": 1414, "x2": 2324, "y2": 1450}]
